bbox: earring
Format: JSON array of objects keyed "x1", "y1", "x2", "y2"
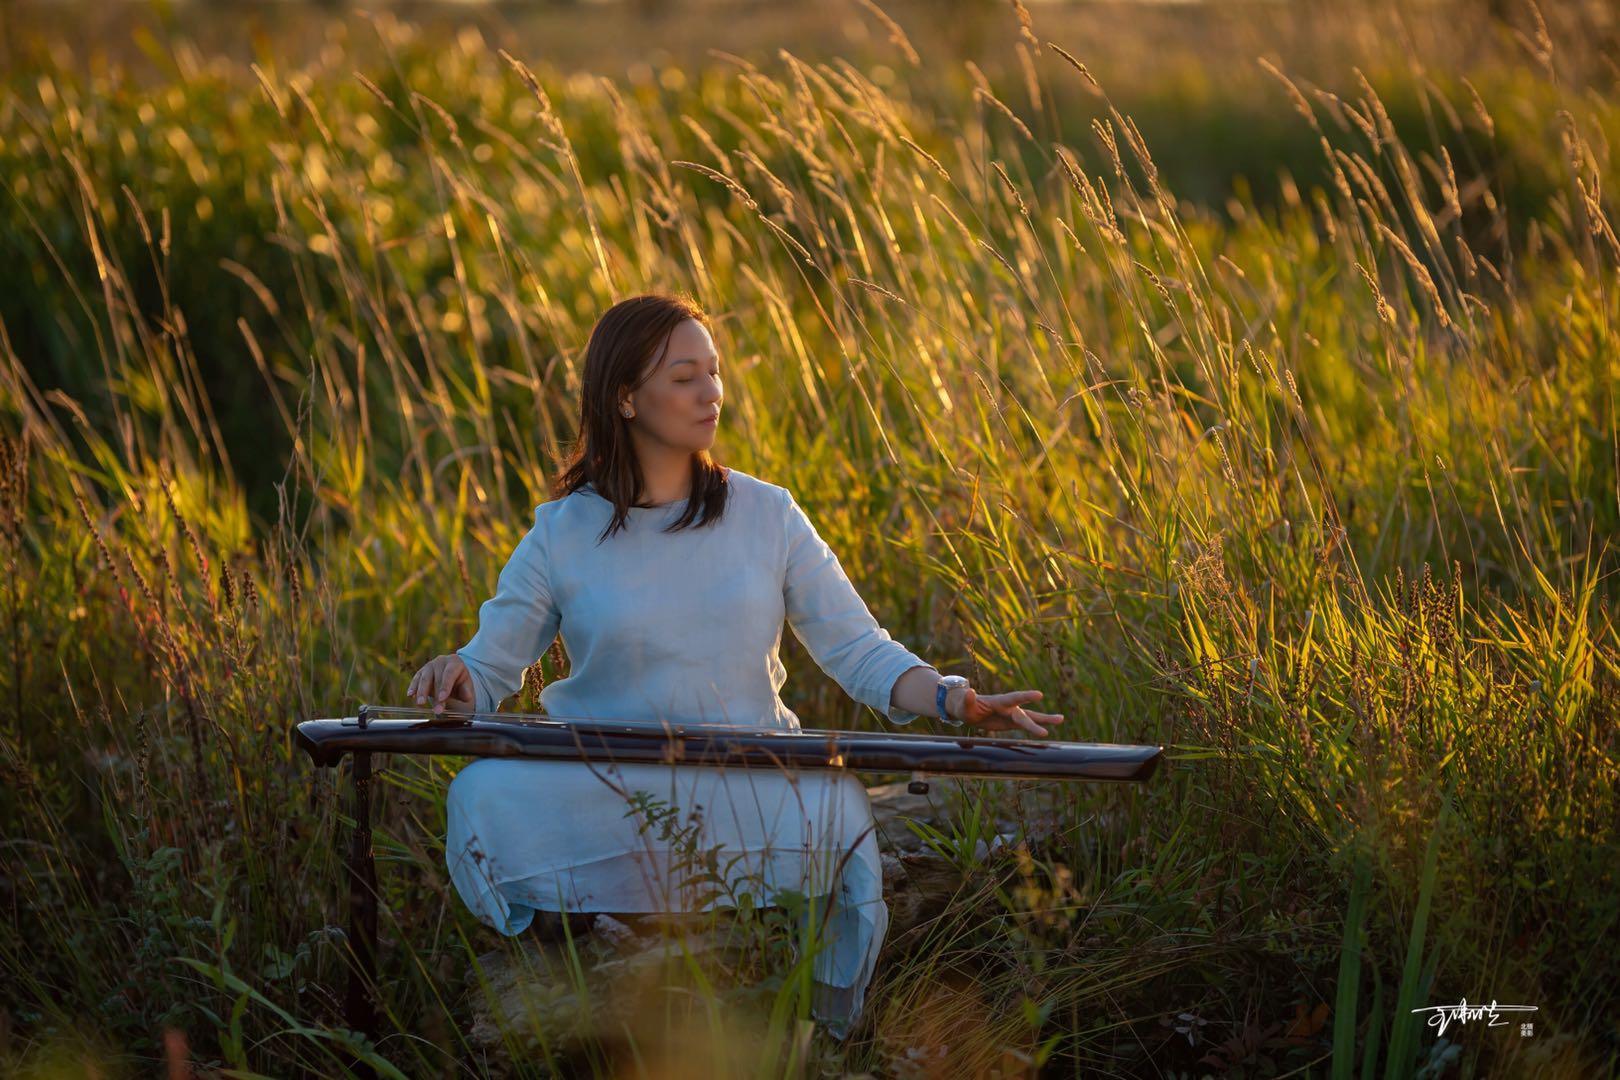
[{"x1": 621, "y1": 406, "x2": 634, "y2": 418}]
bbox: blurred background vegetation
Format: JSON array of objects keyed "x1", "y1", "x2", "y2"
[
  {"x1": 1, "y1": 0, "x2": 1617, "y2": 1077},
  {"x1": 3, "y1": 0, "x2": 1618, "y2": 530}
]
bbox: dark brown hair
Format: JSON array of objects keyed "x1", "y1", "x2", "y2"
[{"x1": 553, "y1": 292, "x2": 730, "y2": 544}]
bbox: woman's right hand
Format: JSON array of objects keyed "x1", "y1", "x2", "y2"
[{"x1": 406, "y1": 654, "x2": 475, "y2": 720}]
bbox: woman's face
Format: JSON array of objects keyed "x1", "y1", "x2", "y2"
[{"x1": 621, "y1": 318, "x2": 723, "y2": 451}]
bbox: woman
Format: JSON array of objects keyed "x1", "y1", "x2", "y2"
[{"x1": 407, "y1": 293, "x2": 1064, "y2": 1035}]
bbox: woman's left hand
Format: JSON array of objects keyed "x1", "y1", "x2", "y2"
[{"x1": 951, "y1": 687, "x2": 1065, "y2": 737}]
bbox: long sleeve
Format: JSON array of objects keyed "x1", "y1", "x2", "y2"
[
  {"x1": 781, "y1": 487, "x2": 930, "y2": 725},
  {"x1": 456, "y1": 505, "x2": 561, "y2": 715}
]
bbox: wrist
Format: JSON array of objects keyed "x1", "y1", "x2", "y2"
[{"x1": 936, "y1": 674, "x2": 969, "y2": 726}]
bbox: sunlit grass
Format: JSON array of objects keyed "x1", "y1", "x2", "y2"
[{"x1": 1, "y1": 1, "x2": 1618, "y2": 1076}]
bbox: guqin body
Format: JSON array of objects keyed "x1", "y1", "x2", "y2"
[{"x1": 295, "y1": 704, "x2": 1164, "y2": 782}]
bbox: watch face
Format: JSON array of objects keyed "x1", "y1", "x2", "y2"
[{"x1": 937, "y1": 675, "x2": 967, "y2": 725}]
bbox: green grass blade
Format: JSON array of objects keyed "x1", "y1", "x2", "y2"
[
  {"x1": 1385, "y1": 785, "x2": 1452, "y2": 1080},
  {"x1": 1333, "y1": 842, "x2": 1374, "y2": 1080}
]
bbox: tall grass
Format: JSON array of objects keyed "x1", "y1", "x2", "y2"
[{"x1": 1, "y1": 1, "x2": 1617, "y2": 1076}]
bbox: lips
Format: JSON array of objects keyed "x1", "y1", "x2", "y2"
[{"x1": 699, "y1": 415, "x2": 718, "y2": 424}]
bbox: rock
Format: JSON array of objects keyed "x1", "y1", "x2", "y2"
[
  {"x1": 464, "y1": 918, "x2": 753, "y2": 1055},
  {"x1": 865, "y1": 777, "x2": 966, "y2": 852},
  {"x1": 462, "y1": 847, "x2": 970, "y2": 1055},
  {"x1": 590, "y1": 912, "x2": 639, "y2": 951},
  {"x1": 865, "y1": 777, "x2": 1071, "y2": 854},
  {"x1": 880, "y1": 850, "x2": 964, "y2": 940},
  {"x1": 461, "y1": 782, "x2": 1059, "y2": 1052}
]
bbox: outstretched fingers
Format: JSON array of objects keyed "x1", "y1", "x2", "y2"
[
  {"x1": 1008, "y1": 691, "x2": 1064, "y2": 736},
  {"x1": 1012, "y1": 707, "x2": 1048, "y2": 736}
]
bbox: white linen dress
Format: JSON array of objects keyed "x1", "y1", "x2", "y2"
[{"x1": 445, "y1": 467, "x2": 932, "y2": 1034}]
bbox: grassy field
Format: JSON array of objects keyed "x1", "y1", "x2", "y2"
[{"x1": 1, "y1": 0, "x2": 1618, "y2": 1076}]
